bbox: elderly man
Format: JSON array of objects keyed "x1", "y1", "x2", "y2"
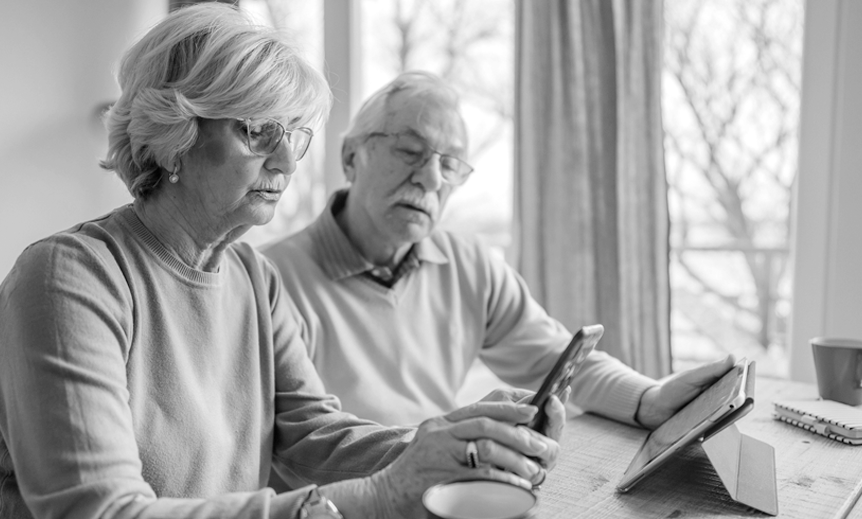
[{"x1": 263, "y1": 71, "x2": 731, "y2": 431}]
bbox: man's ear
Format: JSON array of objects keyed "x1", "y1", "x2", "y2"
[{"x1": 342, "y1": 141, "x2": 357, "y2": 183}]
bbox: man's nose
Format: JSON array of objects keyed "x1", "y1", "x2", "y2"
[{"x1": 411, "y1": 153, "x2": 445, "y2": 191}]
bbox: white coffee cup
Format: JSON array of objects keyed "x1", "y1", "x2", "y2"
[{"x1": 422, "y1": 480, "x2": 537, "y2": 519}]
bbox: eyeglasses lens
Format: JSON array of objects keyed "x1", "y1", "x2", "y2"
[
  {"x1": 287, "y1": 129, "x2": 312, "y2": 161},
  {"x1": 246, "y1": 120, "x2": 312, "y2": 161},
  {"x1": 390, "y1": 134, "x2": 472, "y2": 184}
]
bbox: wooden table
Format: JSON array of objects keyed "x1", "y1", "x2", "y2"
[{"x1": 537, "y1": 377, "x2": 862, "y2": 518}]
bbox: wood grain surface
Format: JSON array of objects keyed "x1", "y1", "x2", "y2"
[{"x1": 536, "y1": 377, "x2": 862, "y2": 518}]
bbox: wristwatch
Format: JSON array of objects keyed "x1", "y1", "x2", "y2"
[{"x1": 297, "y1": 487, "x2": 343, "y2": 519}]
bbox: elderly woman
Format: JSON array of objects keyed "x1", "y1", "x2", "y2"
[{"x1": 0, "y1": 5, "x2": 562, "y2": 519}]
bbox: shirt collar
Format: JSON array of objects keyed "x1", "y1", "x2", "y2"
[{"x1": 307, "y1": 189, "x2": 448, "y2": 281}]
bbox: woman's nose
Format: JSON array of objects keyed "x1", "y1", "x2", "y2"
[{"x1": 265, "y1": 138, "x2": 297, "y2": 176}]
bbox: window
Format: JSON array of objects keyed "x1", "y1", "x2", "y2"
[
  {"x1": 240, "y1": 0, "x2": 514, "y2": 254},
  {"x1": 244, "y1": 0, "x2": 804, "y2": 377},
  {"x1": 663, "y1": 0, "x2": 804, "y2": 376},
  {"x1": 359, "y1": 0, "x2": 515, "y2": 253}
]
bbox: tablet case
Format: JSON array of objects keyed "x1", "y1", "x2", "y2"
[
  {"x1": 701, "y1": 423, "x2": 779, "y2": 516},
  {"x1": 773, "y1": 399, "x2": 862, "y2": 445},
  {"x1": 618, "y1": 361, "x2": 778, "y2": 515},
  {"x1": 699, "y1": 365, "x2": 778, "y2": 516}
]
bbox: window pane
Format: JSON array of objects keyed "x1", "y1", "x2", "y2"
[
  {"x1": 359, "y1": 0, "x2": 515, "y2": 253},
  {"x1": 663, "y1": 0, "x2": 804, "y2": 376}
]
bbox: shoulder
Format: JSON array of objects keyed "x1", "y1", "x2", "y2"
[
  {"x1": 429, "y1": 228, "x2": 489, "y2": 259},
  {"x1": 10, "y1": 210, "x2": 131, "y2": 285},
  {"x1": 427, "y1": 228, "x2": 508, "y2": 275},
  {"x1": 261, "y1": 226, "x2": 313, "y2": 263},
  {"x1": 259, "y1": 225, "x2": 330, "y2": 293},
  {"x1": 231, "y1": 241, "x2": 283, "y2": 292},
  {"x1": 230, "y1": 241, "x2": 310, "y2": 337},
  {"x1": 1, "y1": 213, "x2": 135, "y2": 325}
]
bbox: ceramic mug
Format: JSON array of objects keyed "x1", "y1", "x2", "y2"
[
  {"x1": 811, "y1": 337, "x2": 862, "y2": 406},
  {"x1": 423, "y1": 480, "x2": 537, "y2": 519}
]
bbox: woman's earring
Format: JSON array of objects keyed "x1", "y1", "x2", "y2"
[{"x1": 168, "y1": 164, "x2": 180, "y2": 184}]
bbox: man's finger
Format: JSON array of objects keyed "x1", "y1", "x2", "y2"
[{"x1": 677, "y1": 354, "x2": 735, "y2": 388}]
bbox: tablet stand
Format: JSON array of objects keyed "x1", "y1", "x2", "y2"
[{"x1": 700, "y1": 423, "x2": 778, "y2": 516}]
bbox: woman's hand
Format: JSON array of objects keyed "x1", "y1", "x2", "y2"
[
  {"x1": 479, "y1": 387, "x2": 570, "y2": 444},
  {"x1": 636, "y1": 355, "x2": 735, "y2": 429},
  {"x1": 370, "y1": 401, "x2": 560, "y2": 518}
]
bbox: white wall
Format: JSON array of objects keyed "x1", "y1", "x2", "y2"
[
  {"x1": 0, "y1": 0, "x2": 165, "y2": 277},
  {"x1": 789, "y1": 0, "x2": 862, "y2": 382}
]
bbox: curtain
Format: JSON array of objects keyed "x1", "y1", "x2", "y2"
[{"x1": 515, "y1": 0, "x2": 671, "y2": 378}]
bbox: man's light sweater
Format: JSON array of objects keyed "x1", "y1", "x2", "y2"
[{"x1": 264, "y1": 191, "x2": 657, "y2": 427}]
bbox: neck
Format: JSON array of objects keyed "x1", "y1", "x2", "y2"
[
  {"x1": 336, "y1": 196, "x2": 412, "y2": 269},
  {"x1": 133, "y1": 192, "x2": 241, "y2": 273}
]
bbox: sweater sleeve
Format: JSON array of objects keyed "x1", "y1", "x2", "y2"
[
  {"x1": 475, "y1": 241, "x2": 656, "y2": 426},
  {"x1": 0, "y1": 236, "x2": 317, "y2": 519},
  {"x1": 258, "y1": 255, "x2": 414, "y2": 487}
]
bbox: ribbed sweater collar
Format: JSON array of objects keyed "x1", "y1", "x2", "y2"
[{"x1": 118, "y1": 205, "x2": 223, "y2": 286}]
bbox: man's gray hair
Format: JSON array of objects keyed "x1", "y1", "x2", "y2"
[{"x1": 341, "y1": 71, "x2": 468, "y2": 171}]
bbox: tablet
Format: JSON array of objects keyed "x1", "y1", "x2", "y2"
[
  {"x1": 526, "y1": 324, "x2": 604, "y2": 431},
  {"x1": 616, "y1": 358, "x2": 755, "y2": 493}
]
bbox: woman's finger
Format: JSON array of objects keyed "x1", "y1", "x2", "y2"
[
  {"x1": 468, "y1": 466, "x2": 533, "y2": 491},
  {"x1": 480, "y1": 388, "x2": 534, "y2": 404},
  {"x1": 472, "y1": 438, "x2": 545, "y2": 484},
  {"x1": 541, "y1": 394, "x2": 567, "y2": 446},
  {"x1": 444, "y1": 416, "x2": 557, "y2": 461},
  {"x1": 445, "y1": 401, "x2": 537, "y2": 424}
]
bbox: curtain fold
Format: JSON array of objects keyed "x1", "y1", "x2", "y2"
[{"x1": 515, "y1": 0, "x2": 671, "y2": 378}]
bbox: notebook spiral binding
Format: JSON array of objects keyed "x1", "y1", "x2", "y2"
[{"x1": 773, "y1": 413, "x2": 862, "y2": 446}]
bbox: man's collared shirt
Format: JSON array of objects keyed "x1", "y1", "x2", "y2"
[{"x1": 305, "y1": 190, "x2": 447, "y2": 289}]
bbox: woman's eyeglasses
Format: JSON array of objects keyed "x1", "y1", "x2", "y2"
[
  {"x1": 238, "y1": 119, "x2": 313, "y2": 160},
  {"x1": 365, "y1": 132, "x2": 474, "y2": 186}
]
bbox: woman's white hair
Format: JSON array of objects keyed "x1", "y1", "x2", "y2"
[{"x1": 101, "y1": 3, "x2": 332, "y2": 199}]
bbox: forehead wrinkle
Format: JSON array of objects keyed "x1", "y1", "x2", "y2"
[{"x1": 383, "y1": 101, "x2": 466, "y2": 155}]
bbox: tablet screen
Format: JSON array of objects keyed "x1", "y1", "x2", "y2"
[{"x1": 618, "y1": 360, "x2": 752, "y2": 491}]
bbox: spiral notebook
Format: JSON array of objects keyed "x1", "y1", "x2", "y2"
[{"x1": 773, "y1": 399, "x2": 862, "y2": 445}]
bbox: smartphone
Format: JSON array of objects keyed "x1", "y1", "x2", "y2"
[{"x1": 526, "y1": 324, "x2": 604, "y2": 432}]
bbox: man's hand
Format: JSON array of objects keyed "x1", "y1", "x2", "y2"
[{"x1": 635, "y1": 355, "x2": 736, "y2": 429}]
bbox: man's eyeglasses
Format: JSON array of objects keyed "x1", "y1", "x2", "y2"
[
  {"x1": 366, "y1": 132, "x2": 474, "y2": 186},
  {"x1": 238, "y1": 119, "x2": 313, "y2": 160}
]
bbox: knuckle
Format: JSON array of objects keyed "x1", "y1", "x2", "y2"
[
  {"x1": 476, "y1": 438, "x2": 491, "y2": 459},
  {"x1": 474, "y1": 417, "x2": 492, "y2": 436}
]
